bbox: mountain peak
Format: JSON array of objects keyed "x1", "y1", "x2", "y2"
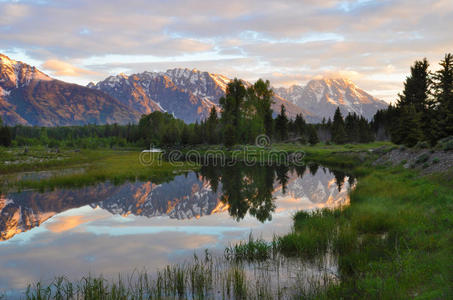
[
  {"x1": 275, "y1": 77, "x2": 387, "y2": 120},
  {"x1": 0, "y1": 53, "x2": 18, "y2": 68}
]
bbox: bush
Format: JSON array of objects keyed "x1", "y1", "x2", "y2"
[
  {"x1": 432, "y1": 158, "x2": 439, "y2": 164},
  {"x1": 414, "y1": 141, "x2": 429, "y2": 149},
  {"x1": 415, "y1": 153, "x2": 430, "y2": 164},
  {"x1": 297, "y1": 136, "x2": 307, "y2": 145},
  {"x1": 436, "y1": 136, "x2": 453, "y2": 151}
]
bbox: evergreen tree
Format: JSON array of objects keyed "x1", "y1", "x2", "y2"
[
  {"x1": 207, "y1": 106, "x2": 219, "y2": 144},
  {"x1": 433, "y1": 53, "x2": 453, "y2": 138},
  {"x1": 345, "y1": 113, "x2": 359, "y2": 142},
  {"x1": 397, "y1": 58, "x2": 431, "y2": 112},
  {"x1": 181, "y1": 125, "x2": 191, "y2": 145},
  {"x1": 308, "y1": 125, "x2": 319, "y2": 145},
  {"x1": 331, "y1": 107, "x2": 347, "y2": 144},
  {"x1": 223, "y1": 124, "x2": 236, "y2": 147},
  {"x1": 294, "y1": 114, "x2": 306, "y2": 137},
  {"x1": 396, "y1": 58, "x2": 432, "y2": 144},
  {"x1": 392, "y1": 105, "x2": 422, "y2": 147},
  {"x1": 275, "y1": 105, "x2": 288, "y2": 141},
  {"x1": 0, "y1": 125, "x2": 12, "y2": 147},
  {"x1": 358, "y1": 116, "x2": 374, "y2": 143},
  {"x1": 264, "y1": 112, "x2": 273, "y2": 139}
]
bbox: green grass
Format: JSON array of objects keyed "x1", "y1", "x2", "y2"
[
  {"x1": 276, "y1": 166, "x2": 453, "y2": 299},
  {"x1": 23, "y1": 252, "x2": 327, "y2": 300},
  {"x1": 3, "y1": 150, "x2": 198, "y2": 192},
  {"x1": 0, "y1": 146, "x2": 107, "y2": 174}
]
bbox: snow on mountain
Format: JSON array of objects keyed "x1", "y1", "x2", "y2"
[
  {"x1": 274, "y1": 78, "x2": 388, "y2": 120},
  {"x1": 1, "y1": 53, "x2": 386, "y2": 125},
  {"x1": 274, "y1": 85, "x2": 304, "y2": 105},
  {"x1": 0, "y1": 53, "x2": 140, "y2": 126},
  {"x1": 90, "y1": 68, "x2": 315, "y2": 123}
]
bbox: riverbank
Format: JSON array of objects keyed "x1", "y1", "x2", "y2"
[
  {"x1": 3, "y1": 142, "x2": 453, "y2": 298},
  {"x1": 1, "y1": 142, "x2": 390, "y2": 192},
  {"x1": 0, "y1": 148, "x2": 198, "y2": 192}
]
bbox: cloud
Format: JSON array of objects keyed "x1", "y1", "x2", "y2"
[
  {"x1": 42, "y1": 59, "x2": 99, "y2": 77},
  {"x1": 0, "y1": 0, "x2": 451, "y2": 102},
  {"x1": 0, "y1": 3, "x2": 30, "y2": 25}
]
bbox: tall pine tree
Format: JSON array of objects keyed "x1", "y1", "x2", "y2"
[
  {"x1": 275, "y1": 105, "x2": 288, "y2": 141},
  {"x1": 433, "y1": 53, "x2": 453, "y2": 138},
  {"x1": 331, "y1": 107, "x2": 347, "y2": 144}
]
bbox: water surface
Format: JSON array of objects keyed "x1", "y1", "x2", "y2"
[{"x1": 0, "y1": 164, "x2": 354, "y2": 294}]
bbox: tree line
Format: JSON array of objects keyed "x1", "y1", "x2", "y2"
[
  {"x1": 373, "y1": 53, "x2": 453, "y2": 147},
  {"x1": 1, "y1": 78, "x2": 378, "y2": 149}
]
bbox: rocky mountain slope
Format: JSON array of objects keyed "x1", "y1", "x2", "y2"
[
  {"x1": 0, "y1": 54, "x2": 140, "y2": 126},
  {"x1": 1, "y1": 53, "x2": 386, "y2": 125},
  {"x1": 89, "y1": 68, "x2": 316, "y2": 123},
  {"x1": 275, "y1": 78, "x2": 388, "y2": 120}
]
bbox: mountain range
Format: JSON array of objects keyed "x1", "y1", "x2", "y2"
[{"x1": 0, "y1": 53, "x2": 388, "y2": 126}]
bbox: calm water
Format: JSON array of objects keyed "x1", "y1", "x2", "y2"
[{"x1": 0, "y1": 164, "x2": 354, "y2": 294}]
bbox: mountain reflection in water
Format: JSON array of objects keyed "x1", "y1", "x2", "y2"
[
  {"x1": 1, "y1": 164, "x2": 354, "y2": 242},
  {"x1": 0, "y1": 164, "x2": 354, "y2": 292}
]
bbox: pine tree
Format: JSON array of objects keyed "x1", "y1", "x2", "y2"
[
  {"x1": 396, "y1": 58, "x2": 432, "y2": 144},
  {"x1": 392, "y1": 105, "x2": 422, "y2": 147},
  {"x1": 294, "y1": 114, "x2": 306, "y2": 137},
  {"x1": 275, "y1": 105, "x2": 288, "y2": 141},
  {"x1": 331, "y1": 107, "x2": 347, "y2": 144},
  {"x1": 397, "y1": 58, "x2": 431, "y2": 112},
  {"x1": 433, "y1": 53, "x2": 453, "y2": 138},
  {"x1": 223, "y1": 124, "x2": 236, "y2": 147},
  {"x1": 207, "y1": 106, "x2": 219, "y2": 144},
  {"x1": 181, "y1": 125, "x2": 191, "y2": 145},
  {"x1": 308, "y1": 125, "x2": 319, "y2": 145},
  {"x1": 0, "y1": 126, "x2": 12, "y2": 147},
  {"x1": 345, "y1": 113, "x2": 359, "y2": 143}
]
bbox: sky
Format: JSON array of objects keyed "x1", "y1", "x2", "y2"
[{"x1": 0, "y1": 0, "x2": 452, "y2": 103}]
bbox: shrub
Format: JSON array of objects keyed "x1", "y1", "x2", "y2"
[
  {"x1": 415, "y1": 153, "x2": 430, "y2": 164},
  {"x1": 432, "y1": 158, "x2": 439, "y2": 164},
  {"x1": 436, "y1": 136, "x2": 453, "y2": 151},
  {"x1": 414, "y1": 141, "x2": 429, "y2": 149}
]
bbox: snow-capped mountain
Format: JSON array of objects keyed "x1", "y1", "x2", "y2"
[
  {"x1": 0, "y1": 53, "x2": 140, "y2": 126},
  {"x1": 89, "y1": 68, "x2": 315, "y2": 123},
  {"x1": 0, "y1": 53, "x2": 385, "y2": 125},
  {"x1": 274, "y1": 78, "x2": 388, "y2": 120}
]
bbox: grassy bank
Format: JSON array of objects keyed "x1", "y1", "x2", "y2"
[
  {"x1": 1, "y1": 150, "x2": 198, "y2": 192},
  {"x1": 0, "y1": 147, "x2": 107, "y2": 174},
  {"x1": 1, "y1": 142, "x2": 390, "y2": 192},
  {"x1": 280, "y1": 166, "x2": 453, "y2": 298}
]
